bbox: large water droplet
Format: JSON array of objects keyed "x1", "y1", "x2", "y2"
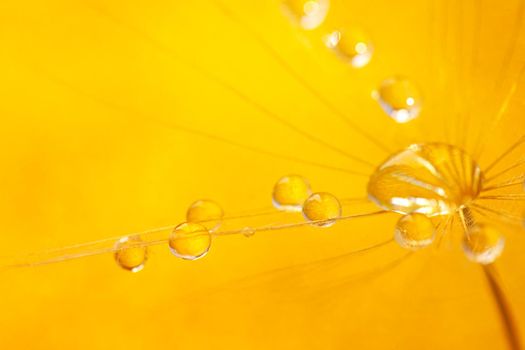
[
  {"x1": 368, "y1": 143, "x2": 483, "y2": 216},
  {"x1": 373, "y1": 76, "x2": 422, "y2": 123}
]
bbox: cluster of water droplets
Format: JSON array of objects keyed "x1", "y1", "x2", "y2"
[
  {"x1": 282, "y1": 1, "x2": 423, "y2": 122},
  {"x1": 272, "y1": 175, "x2": 342, "y2": 226},
  {"x1": 114, "y1": 175, "x2": 346, "y2": 272},
  {"x1": 113, "y1": 1, "x2": 516, "y2": 272},
  {"x1": 368, "y1": 142, "x2": 506, "y2": 264}
]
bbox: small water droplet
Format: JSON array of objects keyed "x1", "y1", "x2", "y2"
[
  {"x1": 394, "y1": 213, "x2": 435, "y2": 250},
  {"x1": 281, "y1": 0, "x2": 330, "y2": 30},
  {"x1": 302, "y1": 192, "x2": 341, "y2": 227},
  {"x1": 241, "y1": 227, "x2": 256, "y2": 238},
  {"x1": 373, "y1": 76, "x2": 422, "y2": 123},
  {"x1": 462, "y1": 224, "x2": 505, "y2": 264},
  {"x1": 273, "y1": 175, "x2": 312, "y2": 212},
  {"x1": 186, "y1": 199, "x2": 224, "y2": 231},
  {"x1": 114, "y1": 236, "x2": 147, "y2": 273},
  {"x1": 169, "y1": 222, "x2": 211, "y2": 260},
  {"x1": 323, "y1": 29, "x2": 373, "y2": 68}
]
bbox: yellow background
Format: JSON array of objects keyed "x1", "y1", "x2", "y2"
[{"x1": 0, "y1": 0, "x2": 524, "y2": 348}]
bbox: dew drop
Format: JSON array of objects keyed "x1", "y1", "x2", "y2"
[
  {"x1": 394, "y1": 213, "x2": 435, "y2": 250},
  {"x1": 241, "y1": 226, "x2": 256, "y2": 238},
  {"x1": 368, "y1": 143, "x2": 483, "y2": 216},
  {"x1": 302, "y1": 192, "x2": 341, "y2": 227},
  {"x1": 273, "y1": 175, "x2": 312, "y2": 212},
  {"x1": 323, "y1": 29, "x2": 373, "y2": 68},
  {"x1": 169, "y1": 222, "x2": 211, "y2": 260},
  {"x1": 114, "y1": 236, "x2": 147, "y2": 273},
  {"x1": 281, "y1": 0, "x2": 330, "y2": 30},
  {"x1": 186, "y1": 199, "x2": 224, "y2": 231},
  {"x1": 373, "y1": 76, "x2": 422, "y2": 123},
  {"x1": 462, "y1": 224, "x2": 505, "y2": 264}
]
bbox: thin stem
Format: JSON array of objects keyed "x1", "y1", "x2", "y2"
[
  {"x1": 483, "y1": 264, "x2": 522, "y2": 350},
  {"x1": 1, "y1": 210, "x2": 389, "y2": 269}
]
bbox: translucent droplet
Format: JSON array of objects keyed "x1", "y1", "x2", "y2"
[
  {"x1": 368, "y1": 143, "x2": 483, "y2": 216},
  {"x1": 186, "y1": 199, "x2": 224, "y2": 231},
  {"x1": 114, "y1": 236, "x2": 147, "y2": 273},
  {"x1": 394, "y1": 213, "x2": 435, "y2": 250},
  {"x1": 169, "y1": 222, "x2": 211, "y2": 260},
  {"x1": 281, "y1": 0, "x2": 330, "y2": 30},
  {"x1": 302, "y1": 192, "x2": 341, "y2": 227},
  {"x1": 373, "y1": 76, "x2": 422, "y2": 123},
  {"x1": 323, "y1": 29, "x2": 373, "y2": 68},
  {"x1": 273, "y1": 175, "x2": 312, "y2": 212},
  {"x1": 462, "y1": 224, "x2": 505, "y2": 264},
  {"x1": 241, "y1": 226, "x2": 256, "y2": 238}
]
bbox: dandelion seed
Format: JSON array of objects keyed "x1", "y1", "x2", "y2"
[
  {"x1": 2, "y1": 0, "x2": 525, "y2": 348},
  {"x1": 368, "y1": 143, "x2": 482, "y2": 216}
]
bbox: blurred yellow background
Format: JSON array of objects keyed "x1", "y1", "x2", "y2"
[{"x1": 0, "y1": 0, "x2": 524, "y2": 348}]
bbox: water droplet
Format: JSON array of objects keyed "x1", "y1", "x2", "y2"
[
  {"x1": 186, "y1": 199, "x2": 224, "y2": 231},
  {"x1": 302, "y1": 192, "x2": 341, "y2": 227},
  {"x1": 373, "y1": 76, "x2": 422, "y2": 123},
  {"x1": 241, "y1": 226, "x2": 256, "y2": 238},
  {"x1": 368, "y1": 143, "x2": 483, "y2": 216},
  {"x1": 114, "y1": 236, "x2": 147, "y2": 273},
  {"x1": 394, "y1": 213, "x2": 435, "y2": 250},
  {"x1": 273, "y1": 175, "x2": 312, "y2": 212},
  {"x1": 462, "y1": 224, "x2": 505, "y2": 264},
  {"x1": 169, "y1": 222, "x2": 211, "y2": 260},
  {"x1": 281, "y1": 0, "x2": 330, "y2": 30},
  {"x1": 323, "y1": 29, "x2": 373, "y2": 68}
]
